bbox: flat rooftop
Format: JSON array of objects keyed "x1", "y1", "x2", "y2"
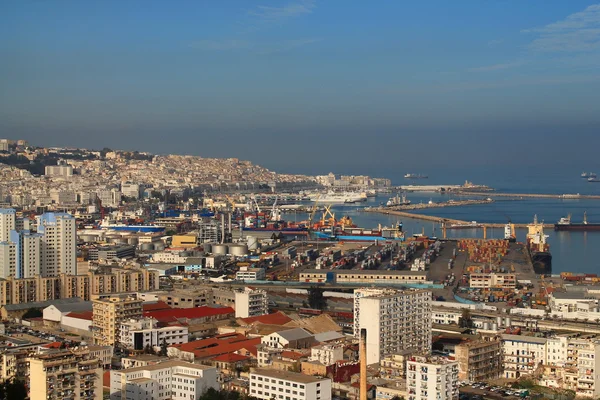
[{"x1": 251, "y1": 368, "x2": 328, "y2": 383}]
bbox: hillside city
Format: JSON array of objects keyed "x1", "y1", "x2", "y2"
[{"x1": 0, "y1": 138, "x2": 598, "y2": 400}]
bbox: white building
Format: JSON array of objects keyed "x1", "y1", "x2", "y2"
[
  {"x1": 121, "y1": 183, "x2": 142, "y2": 199},
  {"x1": 249, "y1": 368, "x2": 332, "y2": 400},
  {"x1": 234, "y1": 287, "x2": 269, "y2": 318},
  {"x1": 354, "y1": 288, "x2": 432, "y2": 364},
  {"x1": 110, "y1": 360, "x2": 218, "y2": 400},
  {"x1": 0, "y1": 229, "x2": 42, "y2": 279},
  {"x1": 236, "y1": 266, "x2": 266, "y2": 281},
  {"x1": 50, "y1": 189, "x2": 78, "y2": 205},
  {"x1": 37, "y1": 212, "x2": 77, "y2": 276},
  {"x1": 310, "y1": 343, "x2": 344, "y2": 366},
  {"x1": 45, "y1": 164, "x2": 73, "y2": 178},
  {"x1": 261, "y1": 328, "x2": 315, "y2": 350},
  {"x1": 119, "y1": 318, "x2": 188, "y2": 351},
  {"x1": 97, "y1": 189, "x2": 122, "y2": 207},
  {"x1": 501, "y1": 334, "x2": 547, "y2": 379},
  {"x1": 0, "y1": 139, "x2": 8, "y2": 152},
  {"x1": 406, "y1": 355, "x2": 459, "y2": 400},
  {"x1": 0, "y1": 209, "x2": 16, "y2": 242},
  {"x1": 469, "y1": 273, "x2": 516, "y2": 289}
]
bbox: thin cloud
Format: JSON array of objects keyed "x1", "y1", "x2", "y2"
[
  {"x1": 523, "y1": 4, "x2": 600, "y2": 52},
  {"x1": 248, "y1": 0, "x2": 315, "y2": 22},
  {"x1": 468, "y1": 61, "x2": 525, "y2": 72}
]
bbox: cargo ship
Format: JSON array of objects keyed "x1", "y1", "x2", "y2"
[
  {"x1": 447, "y1": 221, "x2": 482, "y2": 229},
  {"x1": 588, "y1": 177, "x2": 600, "y2": 182},
  {"x1": 312, "y1": 222, "x2": 405, "y2": 242},
  {"x1": 404, "y1": 173, "x2": 428, "y2": 179},
  {"x1": 581, "y1": 172, "x2": 597, "y2": 178},
  {"x1": 554, "y1": 212, "x2": 600, "y2": 231},
  {"x1": 386, "y1": 193, "x2": 411, "y2": 207},
  {"x1": 309, "y1": 192, "x2": 367, "y2": 204},
  {"x1": 526, "y1": 215, "x2": 552, "y2": 274}
]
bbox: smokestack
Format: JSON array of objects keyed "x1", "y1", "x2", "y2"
[
  {"x1": 228, "y1": 213, "x2": 232, "y2": 234},
  {"x1": 360, "y1": 328, "x2": 367, "y2": 400},
  {"x1": 221, "y1": 214, "x2": 225, "y2": 244}
]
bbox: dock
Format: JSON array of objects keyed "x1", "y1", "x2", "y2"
[
  {"x1": 381, "y1": 198, "x2": 493, "y2": 211},
  {"x1": 457, "y1": 191, "x2": 600, "y2": 200},
  {"x1": 363, "y1": 207, "x2": 553, "y2": 229}
]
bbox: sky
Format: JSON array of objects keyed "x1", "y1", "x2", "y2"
[{"x1": 2, "y1": 1, "x2": 600, "y2": 176}]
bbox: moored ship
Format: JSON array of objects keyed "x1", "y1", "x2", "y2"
[
  {"x1": 100, "y1": 219, "x2": 165, "y2": 233},
  {"x1": 404, "y1": 173, "x2": 428, "y2": 179},
  {"x1": 312, "y1": 222, "x2": 405, "y2": 242},
  {"x1": 526, "y1": 215, "x2": 552, "y2": 274},
  {"x1": 309, "y1": 192, "x2": 367, "y2": 204},
  {"x1": 554, "y1": 212, "x2": 600, "y2": 231},
  {"x1": 581, "y1": 172, "x2": 597, "y2": 178}
]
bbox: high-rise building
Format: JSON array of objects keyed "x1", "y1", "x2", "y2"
[
  {"x1": 9, "y1": 229, "x2": 42, "y2": 278},
  {"x1": 28, "y1": 347, "x2": 103, "y2": 400},
  {"x1": 37, "y1": 212, "x2": 77, "y2": 276},
  {"x1": 92, "y1": 296, "x2": 143, "y2": 346},
  {"x1": 406, "y1": 355, "x2": 459, "y2": 400},
  {"x1": 234, "y1": 287, "x2": 269, "y2": 318},
  {"x1": 119, "y1": 317, "x2": 188, "y2": 351},
  {"x1": 44, "y1": 164, "x2": 73, "y2": 178},
  {"x1": 354, "y1": 288, "x2": 432, "y2": 364},
  {"x1": 0, "y1": 209, "x2": 16, "y2": 242}
]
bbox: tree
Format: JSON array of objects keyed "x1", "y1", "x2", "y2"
[
  {"x1": 22, "y1": 307, "x2": 42, "y2": 319},
  {"x1": 307, "y1": 286, "x2": 327, "y2": 310},
  {"x1": 0, "y1": 378, "x2": 27, "y2": 400},
  {"x1": 159, "y1": 338, "x2": 168, "y2": 357},
  {"x1": 143, "y1": 344, "x2": 156, "y2": 355},
  {"x1": 459, "y1": 309, "x2": 474, "y2": 329}
]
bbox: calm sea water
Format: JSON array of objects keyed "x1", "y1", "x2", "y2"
[{"x1": 293, "y1": 167, "x2": 600, "y2": 274}]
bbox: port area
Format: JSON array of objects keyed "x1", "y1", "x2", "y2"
[
  {"x1": 457, "y1": 191, "x2": 600, "y2": 199},
  {"x1": 363, "y1": 207, "x2": 554, "y2": 229},
  {"x1": 374, "y1": 198, "x2": 494, "y2": 211}
]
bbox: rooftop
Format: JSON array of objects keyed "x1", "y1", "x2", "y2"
[
  {"x1": 145, "y1": 305, "x2": 234, "y2": 323},
  {"x1": 116, "y1": 360, "x2": 212, "y2": 374},
  {"x1": 274, "y1": 328, "x2": 313, "y2": 341},
  {"x1": 501, "y1": 334, "x2": 548, "y2": 344},
  {"x1": 251, "y1": 368, "x2": 328, "y2": 383},
  {"x1": 173, "y1": 333, "x2": 261, "y2": 359},
  {"x1": 240, "y1": 311, "x2": 293, "y2": 326}
]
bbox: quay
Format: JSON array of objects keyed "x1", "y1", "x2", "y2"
[
  {"x1": 457, "y1": 191, "x2": 600, "y2": 200},
  {"x1": 380, "y1": 198, "x2": 493, "y2": 211},
  {"x1": 363, "y1": 207, "x2": 553, "y2": 229}
]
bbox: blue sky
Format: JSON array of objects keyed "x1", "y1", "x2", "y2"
[{"x1": 1, "y1": 1, "x2": 600, "y2": 175}]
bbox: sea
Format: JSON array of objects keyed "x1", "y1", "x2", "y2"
[{"x1": 288, "y1": 167, "x2": 600, "y2": 275}]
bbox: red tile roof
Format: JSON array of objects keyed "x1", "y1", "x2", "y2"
[
  {"x1": 173, "y1": 333, "x2": 261, "y2": 359},
  {"x1": 240, "y1": 311, "x2": 292, "y2": 326},
  {"x1": 145, "y1": 306, "x2": 234, "y2": 323},
  {"x1": 211, "y1": 353, "x2": 250, "y2": 362},
  {"x1": 143, "y1": 301, "x2": 171, "y2": 312},
  {"x1": 66, "y1": 311, "x2": 93, "y2": 321},
  {"x1": 281, "y1": 350, "x2": 306, "y2": 360},
  {"x1": 42, "y1": 342, "x2": 63, "y2": 349}
]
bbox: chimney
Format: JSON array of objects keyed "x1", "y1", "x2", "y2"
[
  {"x1": 221, "y1": 214, "x2": 225, "y2": 244},
  {"x1": 359, "y1": 328, "x2": 367, "y2": 400}
]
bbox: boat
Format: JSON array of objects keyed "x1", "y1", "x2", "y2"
[
  {"x1": 554, "y1": 212, "x2": 600, "y2": 231},
  {"x1": 366, "y1": 190, "x2": 377, "y2": 198},
  {"x1": 581, "y1": 172, "x2": 597, "y2": 178},
  {"x1": 447, "y1": 221, "x2": 482, "y2": 229},
  {"x1": 588, "y1": 177, "x2": 600, "y2": 182},
  {"x1": 309, "y1": 192, "x2": 367, "y2": 204},
  {"x1": 312, "y1": 222, "x2": 405, "y2": 242},
  {"x1": 100, "y1": 219, "x2": 165, "y2": 233},
  {"x1": 386, "y1": 193, "x2": 411, "y2": 207},
  {"x1": 526, "y1": 215, "x2": 552, "y2": 275},
  {"x1": 404, "y1": 173, "x2": 428, "y2": 179}
]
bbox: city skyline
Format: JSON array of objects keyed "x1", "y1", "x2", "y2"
[{"x1": 2, "y1": 1, "x2": 600, "y2": 174}]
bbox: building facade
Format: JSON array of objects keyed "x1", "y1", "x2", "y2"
[
  {"x1": 37, "y1": 212, "x2": 77, "y2": 276},
  {"x1": 92, "y1": 296, "x2": 143, "y2": 346},
  {"x1": 119, "y1": 318, "x2": 188, "y2": 351},
  {"x1": 354, "y1": 288, "x2": 432, "y2": 364},
  {"x1": 406, "y1": 355, "x2": 459, "y2": 400},
  {"x1": 455, "y1": 339, "x2": 502, "y2": 382},
  {"x1": 234, "y1": 287, "x2": 269, "y2": 318},
  {"x1": 249, "y1": 369, "x2": 332, "y2": 400}
]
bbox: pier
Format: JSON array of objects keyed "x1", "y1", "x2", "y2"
[
  {"x1": 457, "y1": 191, "x2": 600, "y2": 200},
  {"x1": 363, "y1": 207, "x2": 553, "y2": 229},
  {"x1": 381, "y1": 198, "x2": 493, "y2": 211}
]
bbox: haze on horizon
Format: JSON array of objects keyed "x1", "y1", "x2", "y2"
[{"x1": 2, "y1": 1, "x2": 600, "y2": 175}]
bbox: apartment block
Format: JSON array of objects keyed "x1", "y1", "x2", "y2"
[
  {"x1": 44, "y1": 164, "x2": 74, "y2": 178},
  {"x1": 354, "y1": 288, "x2": 432, "y2": 364},
  {"x1": 119, "y1": 317, "x2": 188, "y2": 351},
  {"x1": 310, "y1": 343, "x2": 344, "y2": 366},
  {"x1": 92, "y1": 296, "x2": 143, "y2": 346},
  {"x1": 37, "y1": 212, "x2": 77, "y2": 276},
  {"x1": 236, "y1": 266, "x2": 266, "y2": 281},
  {"x1": 469, "y1": 273, "x2": 516, "y2": 289},
  {"x1": 28, "y1": 348, "x2": 102, "y2": 400},
  {"x1": 234, "y1": 287, "x2": 269, "y2": 318},
  {"x1": 249, "y1": 368, "x2": 332, "y2": 400},
  {"x1": 109, "y1": 360, "x2": 218, "y2": 400},
  {"x1": 0, "y1": 209, "x2": 16, "y2": 242},
  {"x1": 455, "y1": 339, "x2": 502, "y2": 382},
  {"x1": 406, "y1": 355, "x2": 459, "y2": 400},
  {"x1": 157, "y1": 289, "x2": 213, "y2": 308},
  {"x1": 501, "y1": 334, "x2": 547, "y2": 379}
]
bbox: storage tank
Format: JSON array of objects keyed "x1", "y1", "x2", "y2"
[
  {"x1": 212, "y1": 244, "x2": 228, "y2": 255},
  {"x1": 491, "y1": 322, "x2": 498, "y2": 331},
  {"x1": 483, "y1": 322, "x2": 491, "y2": 330},
  {"x1": 497, "y1": 316, "x2": 503, "y2": 328},
  {"x1": 79, "y1": 234, "x2": 96, "y2": 243},
  {"x1": 505, "y1": 317, "x2": 512, "y2": 327},
  {"x1": 140, "y1": 243, "x2": 154, "y2": 251},
  {"x1": 247, "y1": 236, "x2": 259, "y2": 251},
  {"x1": 127, "y1": 237, "x2": 139, "y2": 246},
  {"x1": 154, "y1": 242, "x2": 165, "y2": 251},
  {"x1": 229, "y1": 244, "x2": 248, "y2": 256},
  {"x1": 203, "y1": 243, "x2": 213, "y2": 253}
]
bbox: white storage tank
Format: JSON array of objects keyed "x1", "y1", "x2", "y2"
[
  {"x1": 154, "y1": 242, "x2": 165, "y2": 251},
  {"x1": 505, "y1": 317, "x2": 512, "y2": 327},
  {"x1": 247, "y1": 236, "x2": 259, "y2": 251},
  {"x1": 229, "y1": 244, "x2": 248, "y2": 256},
  {"x1": 212, "y1": 244, "x2": 228, "y2": 255},
  {"x1": 497, "y1": 316, "x2": 503, "y2": 328},
  {"x1": 203, "y1": 243, "x2": 213, "y2": 253},
  {"x1": 140, "y1": 243, "x2": 154, "y2": 251}
]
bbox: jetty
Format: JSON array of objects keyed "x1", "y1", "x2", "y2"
[
  {"x1": 382, "y1": 198, "x2": 493, "y2": 211},
  {"x1": 457, "y1": 191, "x2": 600, "y2": 200},
  {"x1": 363, "y1": 207, "x2": 553, "y2": 229}
]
